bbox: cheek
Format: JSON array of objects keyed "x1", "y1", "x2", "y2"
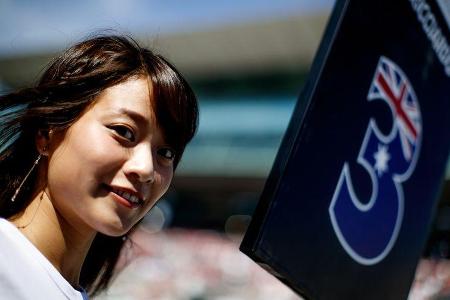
[
  {"x1": 47, "y1": 127, "x2": 124, "y2": 197},
  {"x1": 143, "y1": 168, "x2": 173, "y2": 208},
  {"x1": 159, "y1": 168, "x2": 173, "y2": 195}
]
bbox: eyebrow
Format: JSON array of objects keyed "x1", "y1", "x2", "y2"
[
  {"x1": 104, "y1": 107, "x2": 165, "y2": 140},
  {"x1": 116, "y1": 108, "x2": 152, "y2": 126}
]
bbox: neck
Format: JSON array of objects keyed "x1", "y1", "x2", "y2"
[{"x1": 10, "y1": 190, "x2": 96, "y2": 288}]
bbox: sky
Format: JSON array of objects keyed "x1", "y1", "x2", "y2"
[{"x1": 0, "y1": 0, "x2": 334, "y2": 57}]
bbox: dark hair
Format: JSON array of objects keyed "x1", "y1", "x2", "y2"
[{"x1": 0, "y1": 35, "x2": 198, "y2": 296}]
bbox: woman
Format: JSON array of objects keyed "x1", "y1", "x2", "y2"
[{"x1": 0, "y1": 34, "x2": 198, "y2": 299}]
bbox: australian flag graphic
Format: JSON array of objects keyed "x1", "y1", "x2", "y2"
[{"x1": 329, "y1": 56, "x2": 422, "y2": 265}]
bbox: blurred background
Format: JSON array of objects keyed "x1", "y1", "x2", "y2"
[{"x1": 1, "y1": 1, "x2": 450, "y2": 299}]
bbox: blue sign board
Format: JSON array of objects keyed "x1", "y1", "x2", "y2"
[{"x1": 240, "y1": 0, "x2": 450, "y2": 299}]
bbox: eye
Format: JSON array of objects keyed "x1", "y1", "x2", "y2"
[
  {"x1": 157, "y1": 147, "x2": 176, "y2": 161},
  {"x1": 109, "y1": 125, "x2": 135, "y2": 142}
]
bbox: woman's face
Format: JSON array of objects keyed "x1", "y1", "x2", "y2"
[{"x1": 45, "y1": 77, "x2": 174, "y2": 236}]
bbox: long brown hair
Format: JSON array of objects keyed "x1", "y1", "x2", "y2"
[{"x1": 0, "y1": 34, "x2": 198, "y2": 296}]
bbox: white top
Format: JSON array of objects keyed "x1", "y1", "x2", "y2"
[{"x1": 0, "y1": 218, "x2": 89, "y2": 300}]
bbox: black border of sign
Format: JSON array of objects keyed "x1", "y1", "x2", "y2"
[{"x1": 240, "y1": 0, "x2": 350, "y2": 298}]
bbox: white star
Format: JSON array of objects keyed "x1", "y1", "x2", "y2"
[{"x1": 374, "y1": 144, "x2": 390, "y2": 177}]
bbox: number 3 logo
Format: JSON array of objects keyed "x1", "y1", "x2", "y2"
[{"x1": 329, "y1": 57, "x2": 422, "y2": 265}]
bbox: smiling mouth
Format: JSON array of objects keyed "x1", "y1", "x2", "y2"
[{"x1": 109, "y1": 186, "x2": 144, "y2": 208}]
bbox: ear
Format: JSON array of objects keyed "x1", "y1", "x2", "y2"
[{"x1": 36, "y1": 129, "x2": 52, "y2": 155}]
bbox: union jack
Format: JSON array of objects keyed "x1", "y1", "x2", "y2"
[{"x1": 368, "y1": 56, "x2": 421, "y2": 161}]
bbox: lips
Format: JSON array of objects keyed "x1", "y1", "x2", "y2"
[{"x1": 108, "y1": 186, "x2": 144, "y2": 208}]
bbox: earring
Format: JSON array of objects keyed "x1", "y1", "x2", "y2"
[{"x1": 11, "y1": 151, "x2": 43, "y2": 202}]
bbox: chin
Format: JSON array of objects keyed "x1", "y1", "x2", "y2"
[{"x1": 95, "y1": 218, "x2": 136, "y2": 237}]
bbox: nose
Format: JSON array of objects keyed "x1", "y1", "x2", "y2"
[{"x1": 124, "y1": 144, "x2": 155, "y2": 183}]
